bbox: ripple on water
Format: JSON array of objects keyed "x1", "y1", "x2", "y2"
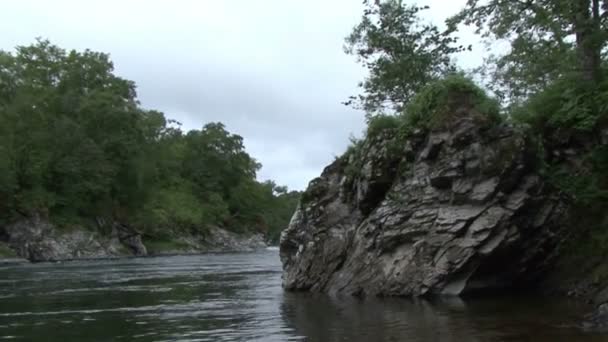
[{"x1": 0, "y1": 252, "x2": 605, "y2": 342}]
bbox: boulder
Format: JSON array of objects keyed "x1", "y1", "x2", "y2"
[{"x1": 280, "y1": 117, "x2": 566, "y2": 297}]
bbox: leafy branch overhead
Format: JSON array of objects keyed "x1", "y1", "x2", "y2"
[
  {"x1": 344, "y1": 0, "x2": 469, "y2": 115},
  {"x1": 346, "y1": 0, "x2": 608, "y2": 131},
  {"x1": 448, "y1": 0, "x2": 608, "y2": 101}
]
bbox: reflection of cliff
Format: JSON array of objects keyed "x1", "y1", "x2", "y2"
[{"x1": 279, "y1": 293, "x2": 594, "y2": 342}]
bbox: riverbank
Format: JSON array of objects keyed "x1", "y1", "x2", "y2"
[{"x1": 0, "y1": 216, "x2": 267, "y2": 262}]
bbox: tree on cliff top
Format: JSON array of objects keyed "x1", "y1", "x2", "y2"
[
  {"x1": 344, "y1": 0, "x2": 467, "y2": 115},
  {"x1": 347, "y1": 0, "x2": 608, "y2": 132}
]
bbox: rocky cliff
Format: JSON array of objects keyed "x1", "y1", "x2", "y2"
[
  {"x1": 0, "y1": 214, "x2": 267, "y2": 262},
  {"x1": 1, "y1": 214, "x2": 143, "y2": 261},
  {"x1": 280, "y1": 111, "x2": 568, "y2": 297}
]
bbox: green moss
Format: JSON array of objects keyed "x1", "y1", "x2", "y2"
[
  {"x1": 545, "y1": 146, "x2": 608, "y2": 205},
  {"x1": 354, "y1": 75, "x2": 499, "y2": 172},
  {"x1": 0, "y1": 243, "x2": 16, "y2": 258},
  {"x1": 343, "y1": 145, "x2": 365, "y2": 181},
  {"x1": 553, "y1": 203, "x2": 608, "y2": 282},
  {"x1": 403, "y1": 74, "x2": 501, "y2": 131},
  {"x1": 550, "y1": 146, "x2": 608, "y2": 279},
  {"x1": 366, "y1": 114, "x2": 400, "y2": 138},
  {"x1": 510, "y1": 72, "x2": 608, "y2": 132},
  {"x1": 144, "y1": 238, "x2": 191, "y2": 254}
]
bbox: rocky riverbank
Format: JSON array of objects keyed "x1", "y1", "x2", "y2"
[
  {"x1": 279, "y1": 91, "x2": 608, "y2": 329},
  {"x1": 0, "y1": 214, "x2": 267, "y2": 262}
]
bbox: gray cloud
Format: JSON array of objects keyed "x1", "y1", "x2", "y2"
[{"x1": 1, "y1": 0, "x2": 481, "y2": 190}]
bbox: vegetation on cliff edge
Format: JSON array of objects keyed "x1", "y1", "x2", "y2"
[{"x1": 338, "y1": 0, "x2": 608, "y2": 265}]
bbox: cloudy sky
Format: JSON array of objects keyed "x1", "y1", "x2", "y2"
[{"x1": 0, "y1": 0, "x2": 482, "y2": 190}]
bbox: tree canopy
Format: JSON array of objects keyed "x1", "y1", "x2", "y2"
[
  {"x1": 449, "y1": 0, "x2": 608, "y2": 103},
  {"x1": 347, "y1": 0, "x2": 608, "y2": 131},
  {"x1": 344, "y1": 0, "x2": 467, "y2": 115},
  {"x1": 0, "y1": 39, "x2": 299, "y2": 243}
]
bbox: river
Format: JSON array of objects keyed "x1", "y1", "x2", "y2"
[{"x1": 0, "y1": 250, "x2": 606, "y2": 341}]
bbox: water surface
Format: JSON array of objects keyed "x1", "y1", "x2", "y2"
[{"x1": 0, "y1": 250, "x2": 605, "y2": 341}]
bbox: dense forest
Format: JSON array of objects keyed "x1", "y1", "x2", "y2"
[
  {"x1": 0, "y1": 40, "x2": 300, "y2": 244},
  {"x1": 337, "y1": 0, "x2": 608, "y2": 261}
]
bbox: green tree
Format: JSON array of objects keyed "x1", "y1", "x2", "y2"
[
  {"x1": 450, "y1": 0, "x2": 608, "y2": 101},
  {"x1": 345, "y1": 0, "x2": 466, "y2": 114},
  {"x1": 0, "y1": 39, "x2": 302, "y2": 245}
]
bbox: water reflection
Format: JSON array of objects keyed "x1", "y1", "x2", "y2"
[
  {"x1": 280, "y1": 291, "x2": 606, "y2": 342},
  {"x1": 0, "y1": 251, "x2": 606, "y2": 341}
]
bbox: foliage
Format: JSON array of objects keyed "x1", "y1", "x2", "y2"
[
  {"x1": 365, "y1": 114, "x2": 400, "y2": 138},
  {"x1": 548, "y1": 147, "x2": 608, "y2": 271},
  {"x1": 447, "y1": 0, "x2": 608, "y2": 232},
  {"x1": 449, "y1": 0, "x2": 608, "y2": 102},
  {"x1": 338, "y1": 75, "x2": 500, "y2": 186},
  {"x1": 143, "y1": 238, "x2": 192, "y2": 255},
  {"x1": 0, "y1": 39, "x2": 299, "y2": 241},
  {"x1": 341, "y1": 0, "x2": 608, "y2": 275},
  {"x1": 134, "y1": 183, "x2": 205, "y2": 237},
  {"x1": 0, "y1": 243, "x2": 16, "y2": 257},
  {"x1": 260, "y1": 182, "x2": 302, "y2": 244},
  {"x1": 344, "y1": 0, "x2": 466, "y2": 114},
  {"x1": 403, "y1": 74, "x2": 501, "y2": 130},
  {"x1": 545, "y1": 146, "x2": 608, "y2": 205},
  {"x1": 511, "y1": 72, "x2": 608, "y2": 132}
]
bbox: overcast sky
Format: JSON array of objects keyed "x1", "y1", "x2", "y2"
[{"x1": 0, "y1": 0, "x2": 482, "y2": 190}]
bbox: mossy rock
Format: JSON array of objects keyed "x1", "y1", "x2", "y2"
[{"x1": 403, "y1": 74, "x2": 501, "y2": 132}]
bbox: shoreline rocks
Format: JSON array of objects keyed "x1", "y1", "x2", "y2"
[{"x1": 1, "y1": 215, "x2": 267, "y2": 262}]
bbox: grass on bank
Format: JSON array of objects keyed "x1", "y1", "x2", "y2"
[
  {"x1": 0, "y1": 243, "x2": 16, "y2": 258},
  {"x1": 144, "y1": 238, "x2": 192, "y2": 255}
]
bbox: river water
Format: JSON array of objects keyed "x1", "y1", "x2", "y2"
[{"x1": 0, "y1": 250, "x2": 606, "y2": 341}]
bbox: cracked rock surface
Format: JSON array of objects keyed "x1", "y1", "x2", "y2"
[{"x1": 280, "y1": 116, "x2": 566, "y2": 297}]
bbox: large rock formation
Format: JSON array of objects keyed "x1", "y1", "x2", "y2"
[{"x1": 280, "y1": 113, "x2": 567, "y2": 297}]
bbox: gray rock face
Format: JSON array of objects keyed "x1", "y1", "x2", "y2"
[
  {"x1": 280, "y1": 117, "x2": 565, "y2": 297},
  {"x1": 584, "y1": 303, "x2": 608, "y2": 332},
  {"x1": 3, "y1": 214, "x2": 141, "y2": 262},
  {"x1": 202, "y1": 226, "x2": 267, "y2": 252},
  {"x1": 146, "y1": 226, "x2": 267, "y2": 255},
  {"x1": 1, "y1": 214, "x2": 267, "y2": 262}
]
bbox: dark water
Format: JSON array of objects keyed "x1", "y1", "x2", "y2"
[{"x1": 0, "y1": 250, "x2": 606, "y2": 341}]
